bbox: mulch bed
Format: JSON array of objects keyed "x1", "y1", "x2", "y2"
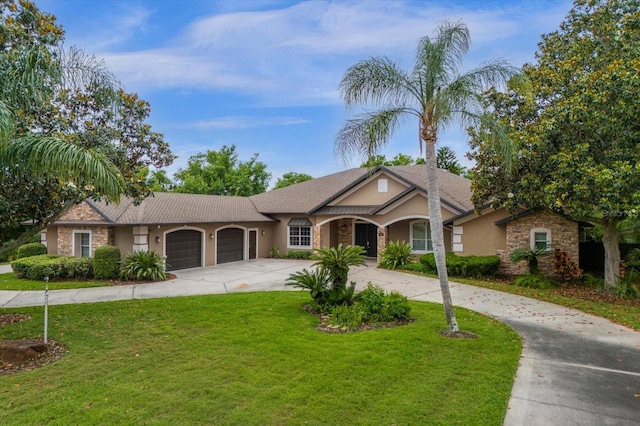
[
  {"x1": 0, "y1": 314, "x2": 68, "y2": 376},
  {"x1": 550, "y1": 284, "x2": 640, "y2": 307}
]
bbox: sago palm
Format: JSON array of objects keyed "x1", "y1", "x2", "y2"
[{"x1": 335, "y1": 21, "x2": 517, "y2": 332}]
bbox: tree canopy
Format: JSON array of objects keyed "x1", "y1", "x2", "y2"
[
  {"x1": 174, "y1": 145, "x2": 270, "y2": 196},
  {"x1": 359, "y1": 153, "x2": 425, "y2": 168},
  {"x1": 336, "y1": 21, "x2": 516, "y2": 332},
  {"x1": 469, "y1": 0, "x2": 640, "y2": 288},
  {"x1": 273, "y1": 172, "x2": 313, "y2": 189},
  {"x1": 0, "y1": 0, "x2": 174, "y2": 253}
]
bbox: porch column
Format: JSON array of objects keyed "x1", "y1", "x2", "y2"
[
  {"x1": 132, "y1": 226, "x2": 149, "y2": 252},
  {"x1": 313, "y1": 225, "x2": 322, "y2": 251},
  {"x1": 376, "y1": 226, "x2": 388, "y2": 264}
]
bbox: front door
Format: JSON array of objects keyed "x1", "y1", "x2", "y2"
[
  {"x1": 249, "y1": 230, "x2": 257, "y2": 259},
  {"x1": 354, "y1": 223, "x2": 378, "y2": 258}
]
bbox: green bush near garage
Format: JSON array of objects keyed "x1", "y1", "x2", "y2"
[
  {"x1": 16, "y1": 242, "x2": 47, "y2": 259},
  {"x1": 11, "y1": 254, "x2": 93, "y2": 281},
  {"x1": 93, "y1": 245, "x2": 121, "y2": 279}
]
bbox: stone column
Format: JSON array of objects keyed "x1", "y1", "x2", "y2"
[
  {"x1": 376, "y1": 226, "x2": 388, "y2": 264},
  {"x1": 313, "y1": 225, "x2": 322, "y2": 251},
  {"x1": 132, "y1": 226, "x2": 149, "y2": 252}
]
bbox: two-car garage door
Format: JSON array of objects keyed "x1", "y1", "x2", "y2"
[{"x1": 165, "y1": 228, "x2": 244, "y2": 271}]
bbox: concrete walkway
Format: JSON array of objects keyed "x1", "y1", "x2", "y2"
[{"x1": 1, "y1": 260, "x2": 639, "y2": 425}]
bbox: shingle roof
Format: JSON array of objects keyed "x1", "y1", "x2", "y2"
[
  {"x1": 250, "y1": 165, "x2": 473, "y2": 214},
  {"x1": 58, "y1": 165, "x2": 473, "y2": 225},
  {"x1": 85, "y1": 192, "x2": 275, "y2": 225}
]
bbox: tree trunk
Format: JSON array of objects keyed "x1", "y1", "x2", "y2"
[
  {"x1": 425, "y1": 141, "x2": 459, "y2": 332},
  {"x1": 602, "y1": 220, "x2": 621, "y2": 291}
]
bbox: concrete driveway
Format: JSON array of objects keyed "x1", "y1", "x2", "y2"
[{"x1": 1, "y1": 259, "x2": 640, "y2": 425}]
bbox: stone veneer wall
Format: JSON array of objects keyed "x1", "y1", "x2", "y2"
[
  {"x1": 498, "y1": 211, "x2": 579, "y2": 276},
  {"x1": 57, "y1": 226, "x2": 110, "y2": 256},
  {"x1": 376, "y1": 226, "x2": 388, "y2": 264},
  {"x1": 58, "y1": 202, "x2": 103, "y2": 221},
  {"x1": 337, "y1": 219, "x2": 353, "y2": 246}
]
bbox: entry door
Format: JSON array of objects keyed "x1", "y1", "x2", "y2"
[
  {"x1": 354, "y1": 223, "x2": 378, "y2": 258},
  {"x1": 249, "y1": 230, "x2": 257, "y2": 259}
]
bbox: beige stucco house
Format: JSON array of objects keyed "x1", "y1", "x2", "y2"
[{"x1": 44, "y1": 164, "x2": 580, "y2": 274}]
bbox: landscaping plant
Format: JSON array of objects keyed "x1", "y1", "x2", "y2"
[
  {"x1": 16, "y1": 242, "x2": 47, "y2": 259},
  {"x1": 378, "y1": 240, "x2": 413, "y2": 269},
  {"x1": 93, "y1": 245, "x2": 121, "y2": 279},
  {"x1": 510, "y1": 247, "x2": 551, "y2": 275},
  {"x1": 311, "y1": 244, "x2": 366, "y2": 291},
  {"x1": 120, "y1": 250, "x2": 168, "y2": 281},
  {"x1": 552, "y1": 248, "x2": 582, "y2": 283}
]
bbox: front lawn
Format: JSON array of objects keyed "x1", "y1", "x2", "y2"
[
  {"x1": 0, "y1": 272, "x2": 109, "y2": 290},
  {"x1": 0, "y1": 292, "x2": 521, "y2": 425}
]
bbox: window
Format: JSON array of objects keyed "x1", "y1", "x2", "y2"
[
  {"x1": 378, "y1": 179, "x2": 388, "y2": 192},
  {"x1": 288, "y1": 217, "x2": 313, "y2": 249},
  {"x1": 73, "y1": 231, "x2": 91, "y2": 257},
  {"x1": 530, "y1": 228, "x2": 551, "y2": 251},
  {"x1": 289, "y1": 226, "x2": 312, "y2": 248},
  {"x1": 411, "y1": 221, "x2": 433, "y2": 252}
]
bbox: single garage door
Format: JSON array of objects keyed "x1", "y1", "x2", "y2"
[
  {"x1": 217, "y1": 228, "x2": 244, "y2": 264},
  {"x1": 166, "y1": 230, "x2": 202, "y2": 271}
]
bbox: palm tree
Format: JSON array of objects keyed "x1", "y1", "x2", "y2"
[
  {"x1": 0, "y1": 46, "x2": 125, "y2": 255},
  {"x1": 335, "y1": 21, "x2": 517, "y2": 332}
]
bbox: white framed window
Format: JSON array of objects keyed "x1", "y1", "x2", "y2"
[
  {"x1": 287, "y1": 217, "x2": 313, "y2": 249},
  {"x1": 410, "y1": 221, "x2": 433, "y2": 253},
  {"x1": 73, "y1": 230, "x2": 92, "y2": 257},
  {"x1": 530, "y1": 228, "x2": 551, "y2": 251}
]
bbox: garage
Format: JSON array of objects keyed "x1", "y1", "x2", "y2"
[
  {"x1": 217, "y1": 228, "x2": 244, "y2": 264},
  {"x1": 166, "y1": 230, "x2": 202, "y2": 271}
]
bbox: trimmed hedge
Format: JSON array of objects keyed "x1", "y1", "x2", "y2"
[
  {"x1": 16, "y1": 242, "x2": 47, "y2": 259},
  {"x1": 93, "y1": 245, "x2": 121, "y2": 279},
  {"x1": 419, "y1": 252, "x2": 501, "y2": 278},
  {"x1": 11, "y1": 254, "x2": 93, "y2": 281}
]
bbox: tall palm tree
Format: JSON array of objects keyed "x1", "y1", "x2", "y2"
[{"x1": 335, "y1": 21, "x2": 517, "y2": 332}]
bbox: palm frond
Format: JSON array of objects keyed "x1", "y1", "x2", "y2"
[
  {"x1": 0, "y1": 136, "x2": 125, "y2": 201},
  {"x1": 57, "y1": 46, "x2": 121, "y2": 92},
  {"x1": 339, "y1": 57, "x2": 415, "y2": 107},
  {"x1": 335, "y1": 107, "x2": 413, "y2": 163}
]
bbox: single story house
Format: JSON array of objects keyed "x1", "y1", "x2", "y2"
[{"x1": 43, "y1": 164, "x2": 580, "y2": 275}]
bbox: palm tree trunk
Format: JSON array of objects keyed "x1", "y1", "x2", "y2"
[{"x1": 425, "y1": 141, "x2": 460, "y2": 332}]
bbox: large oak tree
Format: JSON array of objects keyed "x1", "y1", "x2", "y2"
[{"x1": 469, "y1": 0, "x2": 640, "y2": 289}]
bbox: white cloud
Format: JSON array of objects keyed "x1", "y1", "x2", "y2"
[
  {"x1": 189, "y1": 116, "x2": 311, "y2": 129},
  {"x1": 94, "y1": 1, "x2": 572, "y2": 106}
]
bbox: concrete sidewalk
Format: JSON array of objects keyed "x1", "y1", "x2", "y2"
[{"x1": 1, "y1": 259, "x2": 639, "y2": 425}]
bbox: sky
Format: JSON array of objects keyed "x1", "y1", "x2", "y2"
[{"x1": 36, "y1": 0, "x2": 574, "y2": 186}]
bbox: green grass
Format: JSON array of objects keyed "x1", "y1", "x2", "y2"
[
  {"x1": 1, "y1": 292, "x2": 521, "y2": 425},
  {"x1": 0, "y1": 273, "x2": 109, "y2": 290}
]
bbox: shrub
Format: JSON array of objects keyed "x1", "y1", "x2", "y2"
[
  {"x1": 510, "y1": 247, "x2": 551, "y2": 275},
  {"x1": 93, "y1": 245, "x2": 121, "y2": 279},
  {"x1": 60, "y1": 257, "x2": 93, "y2": 279},
  {"x1": 580, "y1": 273, "x2": 604, "y2": 288},
  {"x1": 285, "y1": 250, "x2": 312, "y2": 259},
  {"x1": 613, "y1": 270, "x2": 640, "y2": 299},
  {"x1": 324, "y1": 283, "x2": 411, "y2": 329},
  {"x1": 16, "y1": 242, "x2": 47, "y2": 259},
  {"x1": 418, "y1": 252, "x2": 500, "y2": 278},
  {"x1": 312, "y1": 244, "x2": 366, "y2": 290},
  {"x1": 286, "y1": 268, "x2": 331, "y2": 305},
  {"x1": 398, "y1": 262, "x2": 427, "y2": 273},
  {"x1": 378, "y1": 240, "x2": 413, "y2": 269},
  {"x1": 268, "y1": 247, "x2": 282, "y2": 258},
  {"x1": 11, "y1": 254, "x2": 61, "y2": 280},
  {"x1": 513, "y1": 274, "x2": 557, "y2": 289},
  {"x1": 120, "y1": 250, "x2": 168, "y2": 281},
  {"x1": 552, "y1": 248, "x2": 582, "y2": 283}
]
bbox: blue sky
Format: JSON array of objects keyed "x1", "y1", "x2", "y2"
[{"x1": 36, "y1": 0, "x2": 573, "y2": 185}]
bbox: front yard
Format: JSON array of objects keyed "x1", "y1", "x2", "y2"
[{"x1": 0, "y1": 292, "x2": 520, "y2": 425}]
